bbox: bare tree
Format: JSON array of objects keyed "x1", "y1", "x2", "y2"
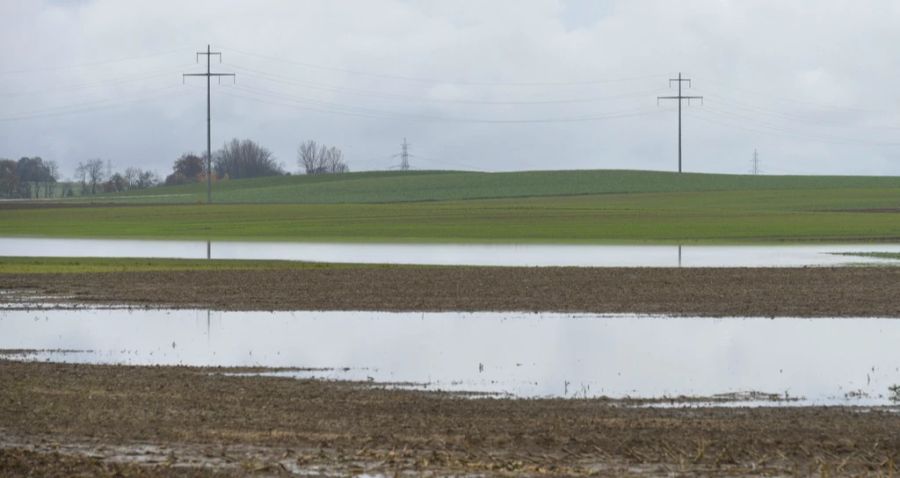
[
  {"x1": 74, "y1": 164, "x2": 86, "y2": 194},
  {"x1": 122, "y1": 167, "x2": 158, "y2": 190},
  {"x1": 324, "y1": 147, "x2": 349, "y2": 173},
  {"x1": 298, "y1": 140, "x2": 320, "y2": 174},
  {"x1": 214, "y1": 138, "x2": 283, "y2": 179},
  {"x1": 44, "y1": 160, "x2": 59, "y2": 198},
  {"x1": 135, "y1": 169, "x2": 160, "y2": 189},
  {"x1": 124, "y1": 167, "x2": 139, "y2": 188},
  {"x1": 297, "y1": 140, "x2": 349, "y2": 174},
  {"x1": 76, "y1": 159, "x2": 105, "y2": 195},
  {"x1": 86, "y1": 159, "x2": 105, "y2": 195}
]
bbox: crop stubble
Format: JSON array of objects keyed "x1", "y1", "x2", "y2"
[
  {"x1": 3, "y1": 266, "x2": 900, "y2": 475},
  {"x1": 2, "y1": 266, "x2": 900, "y2": 316},
  {"x1": 1, "y1": 361, "x2": 899, "y2": 476}
]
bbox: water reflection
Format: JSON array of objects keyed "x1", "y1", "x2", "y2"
[
  {"x1": 2, "y1": 308, "x2": 899, "y2": 406},
  {"x1": 2, "y1": 237, "x2": 900, "y2": 267}
]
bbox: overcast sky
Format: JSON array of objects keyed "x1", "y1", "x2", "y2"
[{"x1": 1, "y1": 0, "x2": 899, "y2": 178}]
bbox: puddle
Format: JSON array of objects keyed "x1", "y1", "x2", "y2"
[
  {"x1": 0, "y1": 436, "x2": 374, "y2": 477},
  {"x1": 2, "y1": 237, "x2": 900, "y2": 267},
  {"x1": 2, "y1": 308, "x2": 900, "y2": 406}
]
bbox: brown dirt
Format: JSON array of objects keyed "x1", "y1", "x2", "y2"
[
  {"x1": 0, "y1": 447, "x2": 238, "y2": 477},
  {"x1": 1, "y1": 361, "x2": 898, "y2": 476},
  {"x1": 4, "y1": 267, "x2": 900, "y2": 475},
  {"x1": 3, "y1": 266, "x2": 900, "y2": 316}
]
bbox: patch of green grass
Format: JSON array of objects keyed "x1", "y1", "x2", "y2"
[
  {"x1": 0, "y1": 257, "x2": 367, "y2": 274},
  {"x1": 73, "y1": 169, "x2": 900, "y2": 205},
  {"x1": 836, "y1": 252, "x2": 900, "y2": 261},
  {"x1": 3, "y1": 186, "x2": 900, "y2": 243}
]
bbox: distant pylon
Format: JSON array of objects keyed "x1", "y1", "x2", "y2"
[
  {"x1": 751, "y1": 149, "x2": 761, "y2": 175},
  {"x1": 400, "y1": 138, "x2": 410, "y2": 170}
]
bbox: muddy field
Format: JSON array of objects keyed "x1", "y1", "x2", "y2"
[
  {"x1": 4, "y1": 266, "x2": 900, "y2": 476},
  {"x1": 3, "y1": 266, "x2": 900, "y2": 316},
  {"x1": 1, "y1": 360, "x2": 899, "y2": 476}
]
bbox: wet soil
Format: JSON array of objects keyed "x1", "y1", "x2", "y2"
[
  {"x1": 3, "y1": 266, "x2": 900, "y2": 316},
  {"x1": 1, "y1": 361, "x2": 899, "y2": 476},
  {"x1": 0, "y1": 447, "x2": 238, "y2": 477}
]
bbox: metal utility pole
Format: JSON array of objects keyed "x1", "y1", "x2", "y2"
[
  {"x1": 658, "y1": 73, "x2": 703, "y2": 173},
  {"x1": 183, "y1": 45, "x2": 235, "y2": 203},
  {"x1": 751, "y1": 149, "x2": 761, "y2": 175},
  {"x1": 400, "y1": 138, "x2": 410, "y2": 171}
]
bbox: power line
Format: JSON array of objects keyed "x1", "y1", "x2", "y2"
[
  {"x1": 697, "y1": 91, "x2": 889, "y2": 132},
  {"x1": 226, "y1": 62, "x2": 899, "y2": 146},
  {"x1": 0, "y1": 46, "x2": 192, "y2": 76},
  {"x1": 413, "y1": 155, "x2": 488, "y2": 172},
  {"x1": 695, "y1": 95, "x2": 900, "y2": 142},
  {"x1": 700, "y1": 91, "x2": 834, "y2": 124},
  {"x1": 0, "y1": 65, "x2": 192, "y2": 98},
  {"x1": 183, "y1": 45, "x2": 235, "y2": 204},
  {"x1": 229, "y1": 63, "x2": 663, "y2": 104},
  {"x1": 699, "y1": 79, "x2": 887, "y2": 114},
  {"x1": 657, "y1": 73, "x2": 703, "y2": 173},
  {"x1": 220, "y1": 82, "x2": 662, "y2": 124},
  {"x1": 689, "y1": 106, "x2": 900, "y2": 147},
  {"x1": 219, "y1": 44, "x2": 665, "y2": 87},
  {"x1": 225, "y1": 62, "x2": 665, "y2": 106},
  {"x1": 0, "y1": 84, "x2": 186, "y2": 122}
]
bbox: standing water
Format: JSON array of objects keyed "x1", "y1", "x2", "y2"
[
  {"x1": 2, "y1": 237, "x2": 900, "y2": 267},
  {"x1": 2, "y1": 308, "x2": 900, "y2": 406}
]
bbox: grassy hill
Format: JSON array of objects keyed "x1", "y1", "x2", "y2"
[
  {"x1": 3, "y1": 168, "x2": 898, "y2": 243},
  {"x1": 78, "y1": 169, "x2": 900, "y2": 204}
]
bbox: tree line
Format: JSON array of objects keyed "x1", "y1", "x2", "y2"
[
  {"x1": 166, "y1": 138, "x2": 349, "y2": 185},
  {"x1": 0, "y1": 157, "x2": 59, "y2": 199},
  {"x1": 1, "y1": 137, "x2": 350, "y2": 198},
  {"x1": 74, "y1": 159, "x2": 160, "y2": 195}
]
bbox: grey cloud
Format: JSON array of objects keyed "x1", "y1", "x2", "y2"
[{"x1": 1, "y1": 0, "x2": 898, "y2": 179}]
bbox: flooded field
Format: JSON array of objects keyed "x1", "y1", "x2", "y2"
[
  {"x1": 3, "y1": 237, "x2": 900, "y2": 266},
  {"x1": 3, "y1": 308, "x2": 899, "y2": 406}
]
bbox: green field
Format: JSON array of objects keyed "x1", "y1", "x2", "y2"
[
  {"x1": 839, "y1": 252, "x2": 900, "y2": 261},
  {"x1": 79, "y1": 169, "x2": 900, "y2": 204},
  {"x1": 2, "y1": 169, "x2": 898, "y2": 243}
]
